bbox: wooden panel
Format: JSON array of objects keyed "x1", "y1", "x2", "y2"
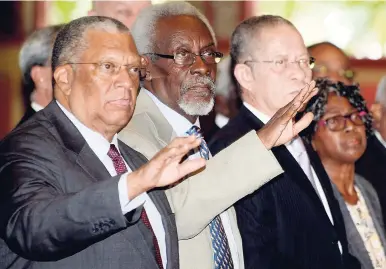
[{"x1": 0, "y1": 73, "x2": 10, "y2": 139}]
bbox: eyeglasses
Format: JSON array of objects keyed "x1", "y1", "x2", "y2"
[
  {"x1": 318, "y1": 111, "x2": 367, "y2": 132},
  {"x1": 66, "y1": 61, "x2": 148, "y2": 80},
  {"x1": 145, "y1": 51, "x2": 224, "y2": 66},
  {"x1": 244, "y1": 56, "x2": 315, "y2": 72},
  {"x1": 313, "y1": 65, "x2": 355, "y2": 81}
]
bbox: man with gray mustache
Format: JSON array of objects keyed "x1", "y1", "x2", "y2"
[
  {"x1": 119, "y1": 2, "x2": 317, "y2": 269},
  {"x1": 179, "y1": 76, "x2": 216, "y2": 116}
]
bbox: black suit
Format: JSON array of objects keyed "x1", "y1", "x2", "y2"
[
  {"x1": 0, "y1": 101, "x2": 178, "y2": 269},
  {"x1": 209, "y1": 105, "x2": 359, "y2": 269},
  {"x1": 356, "y1": 135, "x2": 386, "y2": 227},
  {"x1": 17, "y1": 105, "x2": 36, "y2": 127}
]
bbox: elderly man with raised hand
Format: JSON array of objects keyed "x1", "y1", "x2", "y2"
[
  {"x1": 119, "y1": 2, "x2": 317, "y2": 269},
  {"x1": 0, "y1": 16, "x2": 206, "y2": 269},
  {"x1": 209, "y1": 15, "x2": 361, "y2": 269}
]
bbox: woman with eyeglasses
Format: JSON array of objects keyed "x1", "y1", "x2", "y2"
[{"x1": 302, "y1": 78, "x2": 386, "y2": 269}]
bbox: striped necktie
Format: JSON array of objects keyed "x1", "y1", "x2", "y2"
[{"x1": 186, "y1": 126, "x2": 234, "y2": 269}]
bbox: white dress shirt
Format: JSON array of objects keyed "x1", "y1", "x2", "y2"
[
  {"x1": 375, "y1": 130, "x2": 386, "y2": 148},
  {"x1": 146, "y1": 89, "x2": 240, "y2": 269},
  {"x1": 243, "y1": 102, "x2": 342, "y2": 253},
  {"x1": 56, "y1": 101, "x2": 167, "y2": 268},
  {"x1": 31, "y1": 101, "x2": 44, "y2": 112},
  {"x1": 215, "y1": 113, "x2": 230, "y2": 128}
]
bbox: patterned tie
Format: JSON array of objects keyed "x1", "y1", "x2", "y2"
[
  {"x1": 186, "y1": 126, "x2": 234, "y2": 269},
  {"x1": 107, "y1": 145, "x2": 164, "y2": 269}
]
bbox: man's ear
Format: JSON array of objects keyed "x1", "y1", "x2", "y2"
[
  {"x1": 30, "y1": 66, "x2": 45, "y2": 86},
  {"x1": 234, "y1": 63, "x2": 254, "y2": 93},
  {"x1": 141, "y1": 55, "x2": 154, "y2": 81},
  {"x1": 53, "y1": 65, "x2": 73, "y2": 96}
]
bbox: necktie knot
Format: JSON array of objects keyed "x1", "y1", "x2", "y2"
[
  {"x1": 107, "y1": 144, "x2": 128, "y2": 175},
  {"x1": 186, "y1": 125, "x2": 210, "y2": 160},
  {"x1": 107, "y1": 144, "x2": 120, "y2": 159},
  {"x1": 186, "y1": 125, "x2": 202, "y2": 137}
]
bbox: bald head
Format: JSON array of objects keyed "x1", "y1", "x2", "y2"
[
  {"x1": 90, "y1": 1, "x2": 151, "y2": 28},
  {"x1": 308, "y1": 42, "x2": 354, "y2": 84}
]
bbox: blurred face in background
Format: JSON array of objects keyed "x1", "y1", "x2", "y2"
[
  {"x1": 90, "y1": 1, "x2": 151, "y2": 28},
  {"x1": 309, "y1": 44, "x2": 354, "y2": 85}
]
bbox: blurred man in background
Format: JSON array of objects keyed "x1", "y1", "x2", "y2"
[
  {"x1": 18, "y1": 24, "x2": 63, "y2": 125},
  {"x1": 308, "y1": 42, "x2": 355, "y2": 85},
  {"x1": 89, "y1": 0, "x2": 151, "y2": 28}
]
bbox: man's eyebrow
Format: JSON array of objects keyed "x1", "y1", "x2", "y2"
[{"x1": 201, "y1": 43, "x2": 216, "y2": 50}]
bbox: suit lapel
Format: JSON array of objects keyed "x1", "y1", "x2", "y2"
[
  {"x1": 240, "y1": 105, "x2": 335, "y2": 218},
  {"x1": 76, "y1": 145, "x2": 111, "y2": 182},
  {"x1": 42, "y1": 101, "x2": 111, "y2": 181},
  {"x1": 135, "y1": 90, "x2": 174, "y2": 147},
  {"x1": 119, "y1": 141, "x2": 177, "y2": 269}
]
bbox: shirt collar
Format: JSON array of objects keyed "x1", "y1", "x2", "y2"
[
  {"x1": 243, "y1": 101, "x2": 271, "y2": 124},
  {"x1": 243, "y1": 101, "x2": 299, "y2": 148},
  {"x1": 31, "y1": 101, "x2": 44, "y2": 112},
  {"x1": 144, "y1": 88, "x2": 200, "y2": 136},
  {"x1": 56, "y1": 100, "x2": 119, "y2": 163},
  {"x1": 374, "y1": 130, "x2": 386, "y2": 148}
]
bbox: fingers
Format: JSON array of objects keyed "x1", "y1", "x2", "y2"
[
  {"x1": 278, "y1": 81, "x2": 318, "y2": 121},
  {"x1": 292, "y1": 80, "x2": 316, "y2": 107},
  {"x1": 156, "y1": 135, "x2": 201, "y2": 163},
  {"x1": 293, "y1": 112, "x2": 314, "y2": 135},
  {"x1": 177, "y1": 158, "x2": 206, "y2": 177}
]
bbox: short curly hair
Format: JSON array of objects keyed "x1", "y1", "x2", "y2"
[{"x1": 301, "y1": 78, "x2": 373, "y2": 144}]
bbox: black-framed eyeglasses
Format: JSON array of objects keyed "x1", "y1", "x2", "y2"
[
  {"x1": 244, "y1": 56, "x2": 315, "y2": 72},
  {"x1": 318, "y1": 111, "x2": 367, "y2": 132},
  {"x1": 313, "y1": 65, "x2": 355, "y2": 81},
  {"x1": 144, "y1": 51, "x2": 224, "y2": 66},
  {"x1": 66, "y1": 61, "x2": 148, "y2": 80}
]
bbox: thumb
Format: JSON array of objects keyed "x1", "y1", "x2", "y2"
[{"x1": 293, "y1": 112, "x2": 314, "y2": 135}]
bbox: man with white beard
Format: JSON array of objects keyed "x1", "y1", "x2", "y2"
[{"x1": 119, "y1": 2, "x2": 317, "y2": 269}]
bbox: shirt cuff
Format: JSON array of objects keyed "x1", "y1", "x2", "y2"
[{"x1": 118, "y1": 172, "x2": 147, "y2": 215}]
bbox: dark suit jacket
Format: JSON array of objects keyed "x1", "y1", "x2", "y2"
[
  {"x1": 0, "y1": 101, "x2": 178, "y2": 269},
  {"x1": 356, "y1": 135, "x2": 386, "y2": 227},
  {"x1": 17, "y1": 105, "x2": 36, "y2": 127},
  {"x1": 209, "y1": 105, "x2": 360, "y2": 269}
]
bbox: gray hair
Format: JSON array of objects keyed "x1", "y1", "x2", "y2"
[
  {"x1": 19, "y1": 24, "x2": 63, "y2": 84},
  {"x1": 131, "y1": 1, "x2": 216, "y2": 54},
  {"x1": 230, "y1": 15, "x2": 294, "y2": 64},
  {"x1": 52, "y1": 16, "x2": 129, "y2": 76}
]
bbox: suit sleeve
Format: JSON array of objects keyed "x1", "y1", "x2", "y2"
[
  {"x1": 0, "y1": 135, "x2": 141, "y2": 261},
  {"x1": 165, "y1": 131, "x2": 284, "y2": 239}
]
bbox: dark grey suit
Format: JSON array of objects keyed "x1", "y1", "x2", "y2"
[
  {"x1": 333, "y1": 175, "x2": 386, "y2": 269},
  {"x1": 0, "y1": 101, "x2": 178, "y2": 269}
]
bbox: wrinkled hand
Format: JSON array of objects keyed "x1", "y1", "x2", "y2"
[
  {"x1": 258, "y1": 81, "x2": 318, "y2": 149},
  {"x1": 126, "y1": 136, "x2": 205, "y2": 198}
]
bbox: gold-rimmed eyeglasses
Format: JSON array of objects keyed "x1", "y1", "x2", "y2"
[{"x1": 244, "y1": 56, "x2": 315, "y2": 72}]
